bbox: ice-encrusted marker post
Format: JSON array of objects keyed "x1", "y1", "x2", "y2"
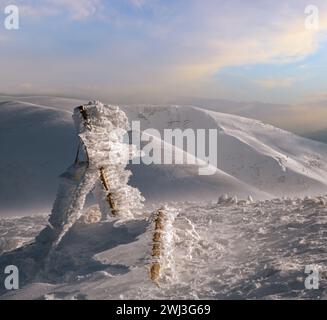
[
  {"x1": 150, "y1": 207, "x2": 178, "y2": 285},
  {"x1": 36, "y1": 101, "x2": 145, "y2": 255},
  {"x1": 150, "y1": 209, "x2": 165, "y2": 284}
]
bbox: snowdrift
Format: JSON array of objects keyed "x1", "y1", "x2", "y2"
[{"x1": 0, "y1": 196, "x2": 326, "y2": 300}]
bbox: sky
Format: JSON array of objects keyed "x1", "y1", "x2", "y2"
[{"x1": 0, "y1": 0, "x2": 327, "y2": 108}]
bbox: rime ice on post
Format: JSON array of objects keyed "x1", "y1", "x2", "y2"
[
  {"x1": 150, "y1": 207, "x2": 178, "y2": 285},
  {"x1": 37, "y1": 101, "x2": 144, "y2": 251},
  {"x1": 73, "y1": 101, "x2": 144, "y2": 221}
]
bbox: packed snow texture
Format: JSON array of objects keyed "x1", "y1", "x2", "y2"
[{"x1": 0, "y1": 196, "x2": 326, "y2": 300}]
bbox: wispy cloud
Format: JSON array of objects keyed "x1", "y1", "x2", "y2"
[
  {"x1": 128, "y1": 0, "x2": 148, "y2": 8},
  {"x1": 0, "y1": 0, "x2": 102, "y2": 20},
  {"x1": 1, "y1": 0, "x2": 327, "y2": 104},
  {"x1": 255, "y1": 77, "x2": 297, "y2": 89},
  {"x1": 302, "y1": 92, "x2": 327, "y2": 107},
  {"x1": 49, "y1": 0, "x2": 101, "y2": 20}
]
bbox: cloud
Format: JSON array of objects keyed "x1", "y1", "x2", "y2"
[
  {"x1": 128, "y1": 0, "x2": 148, "y2": 8},
  {"x1": 255, "y1": 77, "x2": 297, "y2": 89},
  {"x1": 0, "y1": 0, "x2": 102, "y2": 20},
  {"x1": 49, "y1": 0, "x2": 101, "y2": 20},
  {"x1": 170, "y1": 3, "x2": 327, "y2": 78},
  {"x1": 1, "y1": 0, "x2": 327, "y2": 104},
  {"x1": 302, "y1": 92, "x2": 327, "y2": 107}
]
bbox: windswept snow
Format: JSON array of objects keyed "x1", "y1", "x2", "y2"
[
  {"x1": 124, "y1": 104, "x2": 327, "y2": 197},
  {"x1": 0, "y1": 196, "x2": 326, "y2": 300},
  {"x1": 2, "y1": 97, "x2": 327, "y2": 215},
  {"x1": 1, "y1": 96, "x2": 327, "y2": 300},
  {"x1": 0, "y1": 99, "x2": 266, "y2": 215},
  {"x1": 0, "y1": 100, "x2": 76, "y2": 216}
]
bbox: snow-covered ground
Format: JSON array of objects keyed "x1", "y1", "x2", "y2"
[
  {"x1": 0, "y1": 96, "x2": 326, "y2": 300},
  {"x1": 0, "y1": 196, "x2": 326, "y2": 300}
]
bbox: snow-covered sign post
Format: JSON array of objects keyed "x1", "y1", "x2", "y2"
[{"x1": 37, "y1": 101, "x2": 145, "y2": 254}]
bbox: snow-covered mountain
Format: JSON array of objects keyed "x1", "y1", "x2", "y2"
[
  {"x1": 124, "y1": 104, "x2": 327, "y2": 197},
  {"x1": 0, "y1": 100, "x2": 77, "y2": 216},
  {"x1": 1, "y1": 96, "x2": 327, "y2": 215},
  {"x1": 1, "y1": 96, "x2": 327, "y2": 300}
]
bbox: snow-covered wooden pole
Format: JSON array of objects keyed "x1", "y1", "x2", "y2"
[
  {"x1": 36, "y1": 101, "x2": 145, "y2": 255},
  {"x1": 150, "y1": 207, "x2": 178, "y2": 285},
  {"x1": 99, "y1": 166, "x2": 118, "y2": 216},
  {"x1": 150, "y1": 209, "x2": 165, "y2": 284}
]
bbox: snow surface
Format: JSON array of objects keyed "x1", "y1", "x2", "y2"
[
  {"x1": 2, "y1": 97, "x2": 327, "y2": 215},
  {"x1": 124, "y1": 104, "x2": 327, "y2": 197},
  {"x1": 0, "y1": 96, "x2": 327, "y2": 300},
  {"x1": 0, "y1": 196, "x2": 326, "y2": 300}
]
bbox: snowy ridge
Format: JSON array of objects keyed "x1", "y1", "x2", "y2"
[
  {"x1": 1, "y1": 96, "x2": 327, "y2": 300},
  {"x1": 123, "y1": 104, "x2": 327, "y2": 197},
  {"x1": 2, "y1": 97, "x2": 327, "y2": 215},
  {"x1": 0, "y1": 99, "x2": 264, "y2": 215},
  {"x1": 2, "y1": 97, "x2": 327, "y2": 216}
]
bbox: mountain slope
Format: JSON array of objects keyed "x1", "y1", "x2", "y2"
[
  {"x1": 124, "y1": 104, "x2": 327, "y2": 197},
  {"x1": 1, "y1": 96, "x2": 327, "y2": 300},
  {"x1": 2, "y1": 96, "x2": 327, "y2": 215},
  {"x1": 0, "y1": 101, "x2": 77, "y2": 215},
  {"x1": 0, "y1": 99, "x2": 268, "y2": 215}
]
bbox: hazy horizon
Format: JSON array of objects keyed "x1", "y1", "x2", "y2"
[{"x1": 1, "y1": 0, "x2": 327, "y2": 132}]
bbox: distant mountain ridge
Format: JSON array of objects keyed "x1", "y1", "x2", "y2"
[{"x1": 1, "y1": 96, "x2": 327, "y2": 215}]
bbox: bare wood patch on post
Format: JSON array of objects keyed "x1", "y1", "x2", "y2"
[
  {"x1": 77, "y1": 106, "x2": 90, "y2": 163},
  {"x1": 99, "y1": 167, "x2": 118, "y2": 217},
  {"x1": 78, "y1": 105, "x2": 91, "y2": 129},
  {"x1": 150, "y1": 209, "x2": 165, "y2": 285}
]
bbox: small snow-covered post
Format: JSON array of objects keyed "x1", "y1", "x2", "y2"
[
  {"x1": 150, "y1": 207, "x2": 177, "y2": 285},
  {"x1": 36, "y1": 101, "x2": 144, "y2": 254},
  {"x1": 150, "y1": 209, "x2": 165, "y2": 284}
]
